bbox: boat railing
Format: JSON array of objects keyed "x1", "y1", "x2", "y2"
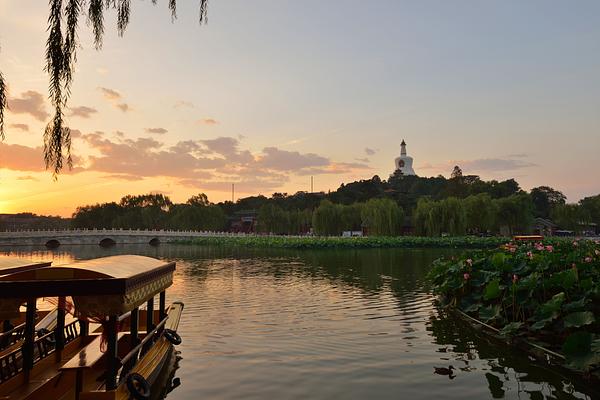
[
  {"x1": 0, "y1": 319, "x2": 81, "y2": 383},
  {"x1": 0, "y1": 322, "x2": 27, "y2": 350},
  {"x1": 117, "y1": 314, "x2": 169, "y2": 383}
]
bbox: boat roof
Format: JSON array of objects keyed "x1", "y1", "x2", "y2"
[
  {"x1": 0, "y1": 255, "x2": 175, "y2": 316},
  {"x1": 0, "y1": 256, "x2": 52, "y2": 275}
]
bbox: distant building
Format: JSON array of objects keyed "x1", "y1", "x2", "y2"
[
  {"x1": 228, "y1": 210, "x2": 258, "y2": 233},
  {"x1": 393, "y1": 140, "x2": 416, "y2": 176},
  {"x1": 533, "y1": 217, "x2": 558, "y2": 237}
]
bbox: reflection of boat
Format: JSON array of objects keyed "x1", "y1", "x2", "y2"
[{"x1": 0, "y1": 255, "x2": 183, "y2": 400}]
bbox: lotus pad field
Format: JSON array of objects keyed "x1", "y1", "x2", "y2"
[{"x1": 428, "y1": 239, "x2": 600, "y2": 372}]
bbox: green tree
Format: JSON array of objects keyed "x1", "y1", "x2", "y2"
[
  {"x1": 312, "y1": 200, "x2": 343, "y2": 236},
  {"x1": 550, "y1": 204, "x2": 585, "y2": 233},
  {"x1": 187, "y1": 193, "x2": 210, "y2": 207},
  {"x1": 340, "y1": 203, "x2": 364, "y2": 231},
  {"x1": 464, "y1": 193, "x2": 495, "y2": 233},
  {"x1": 439, "y1": 197, "x2": 467, "y2": 236},
  {"x1": 257, "y1": 204, "x2": 289, "y2": 234},
  {"x1": 493, "y1": 193, "x2": 533, "y2": 236},
  {"x1": 530, "y1": 186, "x2": 566, "y2": 218},
  {"x1": 579, "y1": 195, "x2": 600, "y2": 231},
  {"x1": 361, "y1": 198, "x2": 403, "y2": 236}
]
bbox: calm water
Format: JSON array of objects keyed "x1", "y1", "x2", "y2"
[{"x1": 1, "y1": 244, "x2": 597, "y2": 400}]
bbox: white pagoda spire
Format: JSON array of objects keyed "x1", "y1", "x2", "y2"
[{"x1": 393, "y1": 139, "x2": 416, "y2": 176}]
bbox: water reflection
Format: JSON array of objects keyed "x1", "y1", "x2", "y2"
[{"x1": 0, "y1": 244, "x2": 596, "y2": 399}]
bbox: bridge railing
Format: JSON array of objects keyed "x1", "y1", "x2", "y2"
[{"x1": 0, "y1": 229, "x2": 252, "y2": 238}]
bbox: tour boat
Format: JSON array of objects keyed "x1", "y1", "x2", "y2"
[
  {"x1": 0, "y1": 257, "x2": 54, "y2": 353},
  {"x1": 0, "y1": 255, "x2": 184, "y2": 400},
  {"x1": 0, "y1": 257, "x2": 52, "y2": 277}
]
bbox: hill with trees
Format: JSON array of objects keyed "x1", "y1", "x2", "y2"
[{"x1": 67, "y1": 169, "x2": 600, "y2": 237}]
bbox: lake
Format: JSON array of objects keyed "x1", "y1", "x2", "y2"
[{"x1": 1, "y1": 244, "x2": 597, "y2": 399}]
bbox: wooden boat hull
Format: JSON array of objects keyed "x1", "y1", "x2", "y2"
[{"x1": 80, "y1": 301, "x2": 184, "y2": 400}]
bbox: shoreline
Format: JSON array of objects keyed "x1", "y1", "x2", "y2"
[{"x1": 174, "y1": 235, "x2": 509, "y2": 249}]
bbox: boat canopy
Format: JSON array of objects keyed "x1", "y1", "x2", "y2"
[
  {"x1": 0, "y1": 255, "x2": 175, "y2": 319},
  {"x1": 0, "y1": 256, "x2": 51, "y2": 276}
]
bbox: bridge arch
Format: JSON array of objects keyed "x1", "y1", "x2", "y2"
[
  {"x1": 149, "y1": 237, "x2": 160, "y2": 247},
  {"x1": 99, "y1": 238, "x2": 116, "y2": 248},
  {"x1": 45, "y1": 239, "x2": 60, "y2": 249}
]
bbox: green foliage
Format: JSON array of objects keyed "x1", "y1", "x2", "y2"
[
  {"x1": 72, "y1": 192, "x2": 225, "y2": 230},
  {"x1": 412, "y1": 197, "x2": 466, "y2": 236},
  {"x1": 464, "y1": 193, "x2": 495, "y2": 233},
  {"x1": 530, "y1": 186, "x2": 566, "y2": 218},
  {"x1": 361, "y1": 198, "x2": 403, "y2": 236},
  {"x1": 257, "y1": 204, "x2": 290, "y2": 234},
  {"x1": 312, "y1": 200, "x2": 343, "y2": 236},
  {"x1": 492, "y1": 194, "x2": 534, "y2": 236},
  {"x1": 428, "y1": 239, "x2": 600, "y2": 372},
  {"x1": 563, "y1": 312, "x2": 595, "y2": 328},
  {"x1": 179, "y1": 235, "x2": 506, "y2": 249}
]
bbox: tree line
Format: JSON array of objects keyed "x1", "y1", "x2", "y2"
[
  {"x1": 67, "y1": 169, "x2": 600, "y2": 236},
  {"x1": 71, "y1": 193, "x2": 226, "y2": 231}
]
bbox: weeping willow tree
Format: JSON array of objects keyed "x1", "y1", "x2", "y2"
[{"x1": 0, "y1": 0, "x2": 209, "y2": 175}]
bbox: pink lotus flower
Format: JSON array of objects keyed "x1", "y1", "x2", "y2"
[
  {"x1": 535, "y1": 243, "x2": 544, "y2": 251},
  {"x1": 509, "y1": 247, "x2": 516, "y2": 253},
  {"x1": 463, "y1": 273, "x2": 470, "y2": 280},
  {"x1": 595, "y1": 250, "x2": 600, "y2": 256},
  {"x1": 466, "y1": 259, "x2": 473, "y2": 267},
  {"x1": 573, "y1": 241, "x2": 579, "y2": 247},
  {"x1": 512, "y1": 274, "x2": 518, "y2": 284},
  {"x1": 584, "y1": 257, "x2": 592, "y2": 263},
  {"x1": 526, "y1": 251, "x2": 533, "y2": 260},
  {"x1": 545, "y1": 245, "x2": 553, "y2": 252}
]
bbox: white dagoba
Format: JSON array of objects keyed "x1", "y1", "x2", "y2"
[{"x1": 394, "y1": 140, "x2": 416, "y2": 176}]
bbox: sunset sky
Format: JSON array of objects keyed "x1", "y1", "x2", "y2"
[{"x1": 1, "y1": 1, "x2": 599, "y2": 217}]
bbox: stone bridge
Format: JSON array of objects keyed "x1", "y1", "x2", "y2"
[{"x1": 0, "y1": 229, "x2": 242, "y2": 248}]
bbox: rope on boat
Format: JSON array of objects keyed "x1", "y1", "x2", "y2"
[{"x1": 454, "y1": 308, "x2": 566, "y2": 361}]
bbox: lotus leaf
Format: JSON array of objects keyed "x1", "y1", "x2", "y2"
[
  {"x1": 483, "y1": 279, "x2": 502, "y2": 301},
  {"x1": 563, "y1": 312, "x2": 595, "y2": 328}
]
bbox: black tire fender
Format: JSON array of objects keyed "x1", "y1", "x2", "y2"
[
  {"x1": 126, "y1": 373, "x2": 151, "y2": 400},
  {"x1": 163, "y1": 329, "x2": 182, "y2": 345}
]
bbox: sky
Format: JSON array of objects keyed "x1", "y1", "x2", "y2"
[{"x1": 0, "y1": 1, "x2": 599, "y2": 217}]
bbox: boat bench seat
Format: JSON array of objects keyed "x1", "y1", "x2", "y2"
[{"x1": 61, "y1": 333, "x2": 125, "y2": 371}]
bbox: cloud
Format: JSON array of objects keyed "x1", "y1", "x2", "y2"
[
  {"x1": 116, "y1": 103, "x2": 131, "y2": 112},
  {"x1": 97, "y1": 87, "x2": 131, "y2": 112},
  {"x1": 461, "y1": 158, "x2": 537, "y2": 172},
  {"x1": 3, "y1": 131, "x2": 371, "y2": 193},
  {"x1": 7, "y1": 90, "x2": 49, "y2": 121},
  {"x1": 145, "y1": 127, "x2": 168, "y2": 135},
  {"x1": 101, "y1": 174, "x2": 142, "y2": 181},
  {"x1": 114, "y1": 131, "x2": 125, "y2": 138},
  {"x1": 16, "y1": 175, "x2": 39, "y2": 181},
  {"x1": 9, "y1": 123, "x2": 29, "y2": 132},
  {"x1": 98, "y1": 87, "x2": 122, "y2": 100},
  {"x1": 174, "y1": 100, "x2": 194, "y2": 109},
  {"x1": 69, "y1": 106, "x2": 98, "y2": 119},
  {"x1": 0, "y1": 142, "x2": 45, "y2": 171},
  {"x1": 257, "y1": 147, "x2": 329, "y2": 171},
  {"x1": 419, "y1": 157, "x2": 537, "y2": 174},
  {"x1": 81, "y1": 134, "x2": 224, "y2": 179},
  {"x1": 198, "y1": 118, "x2": 218, "y2": 125},
  {"x1": 365, "y1": 147, "x2": 377, "y2": 156},
  {"x1": 355, "y1": 157, "x2": 370, "y2": 163}
]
